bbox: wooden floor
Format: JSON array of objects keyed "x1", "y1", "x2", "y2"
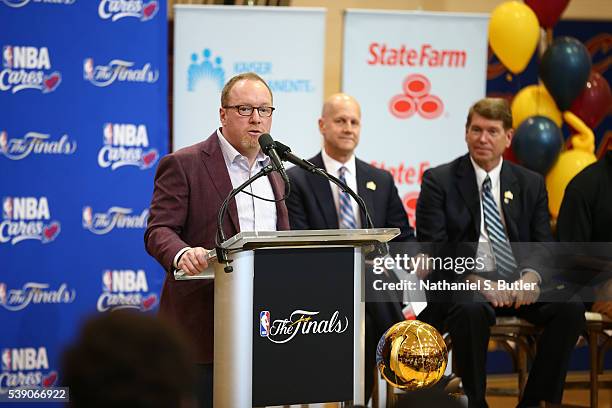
[
  {"x1": 486, "y1": 371, "x2": 612, "y2": 408},
  {"x1": 307, "y1": 371, "x2": 612, "y2": 407}
]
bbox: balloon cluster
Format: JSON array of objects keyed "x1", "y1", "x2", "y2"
[{"x1": 488, "y1": 0, "x2": 611, "y2": 218}]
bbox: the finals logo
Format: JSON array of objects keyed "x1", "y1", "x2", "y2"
[{"x1": 1, "y1": 0, "x2": 75, "y2": 8}]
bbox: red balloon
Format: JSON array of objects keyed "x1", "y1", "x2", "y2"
[
  {"x1": 570, "y1": 71, "x2": 612, "y2": 129},
  {"x1": 505, "y1": 142, "x2": 519, "y2": 164},
  {"x1": 525, "y1": 0, "x2": 570, "y2": 28}
]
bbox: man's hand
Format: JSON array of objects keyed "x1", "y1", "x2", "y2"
[
  {"x1": 513, "y1": 271, "x2": 541, "y2": 309},
  {"x1": 468, "y1": 275, "x2": 513, "y2": 307},
  {"x1": 178, "y1": 247, "x2": 210, "y2": 276}
]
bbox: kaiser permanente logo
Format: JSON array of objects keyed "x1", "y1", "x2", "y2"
[
  {"x1": 0, "y1": 281, "x2": 76, "y2": 312},
  {"x1": 97, "y1": 269, "x2": 157, "y2": 312},
  {"x1": 0, "y1": 130, "x2": 76, "y2": 160},
  {"x1": 259, "y1": 309, "x2": 349, "y2": 344},
  {"x1": 0, "y1": 346, "x2": 57, "y2": 393},
  {"x1": 1, "y1": 197, "x2": 60, "y2": 245},
  {"x1": 187, "y1": 48, "x2": 225, "y2": 92},
  {"x1": 1, "y1": 45, "x2": 61, "y2": 94},
  {"x1": 187, "y1": 48, "x2": 314, "y2": 93},
  {"x1": 98, "y1": 0, "x2": 159, "y2": 22},
  {"x1": 84, "y1": 57, "x2": 159, "y2": 87},
  {"x1": 98, "y1": 123, "x2": 158, "y2": 170},
  {"x1": 1, "y1": 0, "x2": 75, "y2": 8},
  {"x1": 82, "y1": 205, "x2": 148, "y2": 235}
]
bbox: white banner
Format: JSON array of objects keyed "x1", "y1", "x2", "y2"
[
  {"x1": 343, "y1": 10, "x2": 489, "y2": 228},
  {"x1": 174, "y1": 5, "x2": 326, "y2": 154}
]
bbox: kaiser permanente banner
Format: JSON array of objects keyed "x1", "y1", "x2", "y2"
[
  {"x1": 0, "y1": 0, "x2": 167, "y2": 395},
  {"x1": 174, "y1": 5, "x2": 325, "y2": 156},
  {"x1": 343, "y1": 10, "x2": 489, "y2": 227}
]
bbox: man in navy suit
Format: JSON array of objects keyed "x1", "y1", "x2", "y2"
[
  {"x1": 416, "y1": 98, "x2": 585, "y2": 408},
  {"x1": 285, "y1": 93, "x2": 414, "y2": 402}
]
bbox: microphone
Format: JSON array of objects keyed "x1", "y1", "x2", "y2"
[
  {"x1": 274, "y1": 141, "x2": 318, "y2": 173},
  {"x1": 258, "y1": 134, "x2": 289, "y2": 185}
]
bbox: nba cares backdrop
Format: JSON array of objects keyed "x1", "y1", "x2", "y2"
[
  {"x1": 173, "y1": 5, "x2": 326, "y2": 156},
  {"x1": 343, "y1": 10, "x2": 489, "y2": 227},
  {"x1": 0, "y1": 0, "x2": 167, "y2": 395}
]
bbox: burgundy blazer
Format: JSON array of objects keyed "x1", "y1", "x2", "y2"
[{"x1": 144, "y1": 131, "x2": 289, "y2": 363}]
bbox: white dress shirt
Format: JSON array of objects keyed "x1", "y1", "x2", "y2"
[
  {"x1": 217, "y1": 130, "x2": 277, "y2": 232},
  {"x1": 321, "y1": 148, "x2": 361, "y2": 228},
  {"x1": 173, "y1": 130, "x2": 277, "y2": 267}
]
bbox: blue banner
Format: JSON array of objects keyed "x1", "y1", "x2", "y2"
[{"x1": 0, "y1": 0, "x2": 168, "y2": 398}]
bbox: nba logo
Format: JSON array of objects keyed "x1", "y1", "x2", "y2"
[
  {"x1": 3, "y1": 46, "x2": 12, "y2": 68},
  {"x1": 259, "y1": 311, "x2": 270, "y2": 337},
  {"x1": 102, "y1": 270, "x2": 112, "y2": 291},
  {"x1": 0, "y1": 283, "x2": 6, "y2": 305},
  {"x1": 103, "y1": 123, "x2": 113, "y2": 145},
  {"x1": 1, "y1": 349, "x2": 10, "y2": 371},
  {"x1": 3, "y1": 197, "x2": 12, "y2": 219},
  {"x1": 83, "y1": 58, "x2": 93, "y2": 80},
  {"x1": 82, "y1": 206, "x2": 92, "y2": 228},
  {"x1": 0, "y1": 131, "x2": 7, "y2": 153}
]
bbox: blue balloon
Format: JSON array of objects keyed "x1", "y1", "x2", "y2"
[
  {"x1": 540, "y1": 36, "x2": 591, "y2": 111},
  {"x1": 512, "y1": 116, "x2": 563, "y2": 175}
]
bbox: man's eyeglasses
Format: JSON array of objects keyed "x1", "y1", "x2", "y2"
[{"x1": 224, "y1": 105, "x2": 275, "y2": 117}]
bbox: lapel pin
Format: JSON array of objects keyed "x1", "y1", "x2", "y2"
[
  {"x1": 366, "y1": 181, "x2": 377, "y2": 191},
  {"x1": 504, "y1": 190, "x2": 513, "y2": 204}
]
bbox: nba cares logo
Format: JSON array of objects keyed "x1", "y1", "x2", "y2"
[
  {"x1": 389, "y1": 74, "x2": 443, "y2": 120},
  {"x1": 98, "y1": 0, "x2": 159, "y2": 22}
]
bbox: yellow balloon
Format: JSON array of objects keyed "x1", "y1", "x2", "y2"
[
  {"x1": 511, "y1": 85, "x2": 562, "y2": 128},
  {"x1": 546, "y1": 149, "x2": 596, "y2": 218},
  {"x1": 489, "y1": 1, "x2": 540, "y2": 74}
]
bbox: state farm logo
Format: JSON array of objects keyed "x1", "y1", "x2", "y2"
[
  {"x1": 83, "y1": 57, "x2": 159, "y2": 87},
  {"x1": 1, "y1": 0, "x2": 75, "y2": 8},
  {"x1": 0, "y1": 347, "x2": 57, "y2": 394},
  {"x1": 1, "y1": 45, "x2": 61, "y2": 94},
  {"x1": 0, "y1": 282, "x2": 76, "y2": 311},
  {"x1": 0, "y1": 197, "x2": 60, "y2": 245},
  {"x1": 82, "y1": 205, "x2": 148, "y2": 235},
  {"x1": 98, "y1": 0, "x2": 159, "y2": 22},
  {"x1": 0, "y1": 130, "x2": 76, "y2": 160},
  {"x1": 98, "y1": 123, "x2": 158, "y2": 170},
  {"x1": 97, "y1": 269, "x2": 157, "y2": 312},
  {"x1": 389, "y1": 74, "x2": 443, "y2": 120},
  {"x1": 258, "y1": 309, "x2": 349, "y2": 344}
]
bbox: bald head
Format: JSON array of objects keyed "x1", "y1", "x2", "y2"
[
  {"x1": 319, "y1": 93, "x2": 361, "y2": 163},
  {"x1": 321, "y1": 93, "x2": 361, "y2": 117}
]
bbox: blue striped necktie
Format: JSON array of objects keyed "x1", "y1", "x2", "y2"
[
  {"x1": 482, "y1": 176, "x2": 517, "y2": 278},
  {"x1": 338, "y1": 166, "x2": 357, "y2": 229}
]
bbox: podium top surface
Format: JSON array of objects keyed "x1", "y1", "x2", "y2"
[{"x1": 220, "y1": 228, "x2": 400, "y2": 250}]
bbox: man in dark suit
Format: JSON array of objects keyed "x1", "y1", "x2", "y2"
[
  {"x1": 285, "y1": 93, "x2": 414, "y2": 402},
  {"x1": 416, "y1": 98, "x2": 585, "y2": 408},
  {"x1": 557, "y1": 149, "x2": 612, "y2": 318},
  {"x1": 145, "y1": 72, "x2": 289, "y2": 408}
]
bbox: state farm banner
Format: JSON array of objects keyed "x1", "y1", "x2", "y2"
[
  {"x1": 343, "y1": 10, "x2": 489, "y2": 227},
  {"x1": 0, "y1": 0, "x2": 167, "y2": 393},
  {"x1": 173, "y1": 5, "x2": 325, "y2": 156}
]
